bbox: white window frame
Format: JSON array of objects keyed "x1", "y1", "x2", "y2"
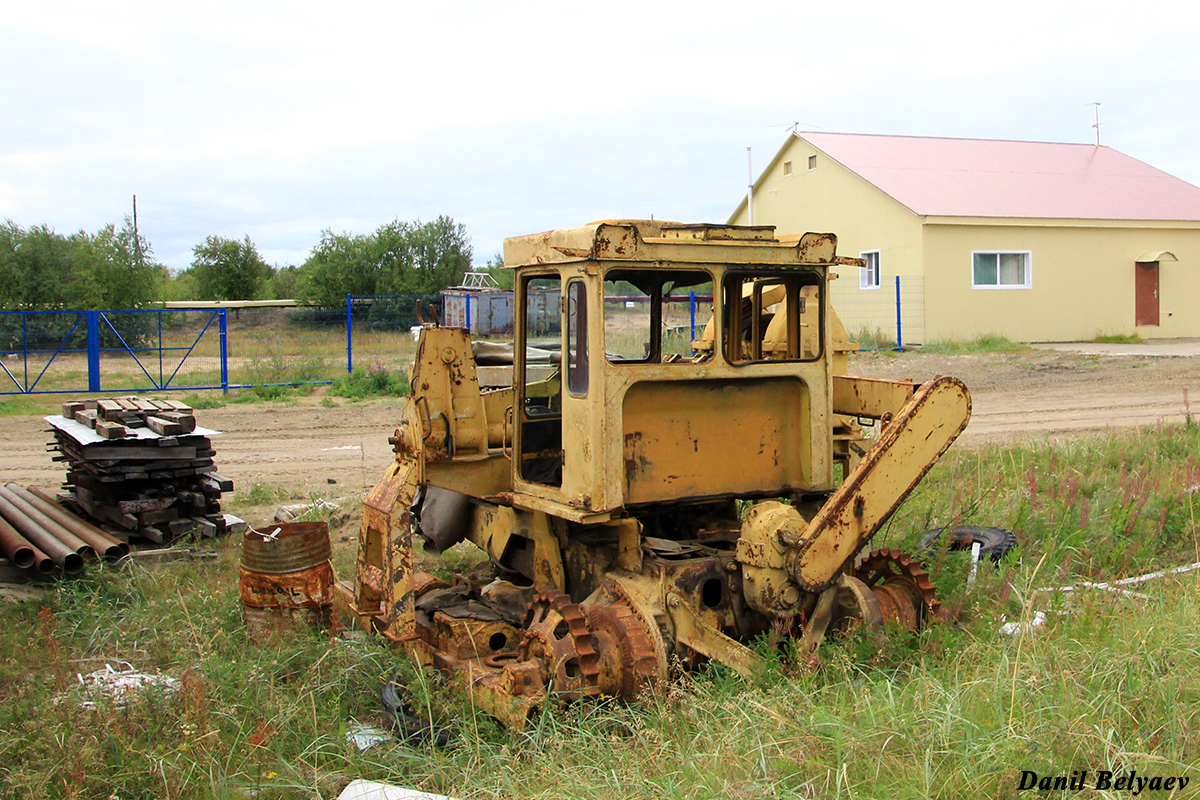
[
  {"x1": 971, "y1": 250, "x2": 1032, "y2": 290},
  {"x1": 859, "y1": 250, "x2": 880, "y2": 290}
]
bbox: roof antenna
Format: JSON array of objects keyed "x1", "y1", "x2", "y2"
[{"x1": 1089, "y1": 102, "x2": 1102, "y2": 146}]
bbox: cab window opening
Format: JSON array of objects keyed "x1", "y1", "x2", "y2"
[
  {"x1": 721, "y1": 271, "x2": 823, "y2": 364},
  {"x1": 603, "y1": 269, "x2": 713, "y2": 364},
  {"x1": 566, "y1": 280, "x2": 588, "y2": 397},
  {"x1": 519, "y1": 275, "x2": 563, "y2": 487}
]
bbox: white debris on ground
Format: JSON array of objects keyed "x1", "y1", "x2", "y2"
[
  {"x1": 273, "y1": 498, "x2": 341, "y2": 522},
  {"x1": 59, "y1": 663, "x2": 182, "y2": 709},
  {"x1": 998, "y1": 610, "x2": 1047, "y2": 636},
  {"x1": 1001, "y1": 559, "x2": 1200, "y2": 636},
  {"x1": 345, "y1": 721, "x2": 392, "y2": 751},
  {"x1": 337, "y1": 780, "x2": 461, "y2": 800}
]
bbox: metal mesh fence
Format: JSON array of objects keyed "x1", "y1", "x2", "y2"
[
  {"x1": 98, "y1": 310, "x2": 223, "y2": 393},
  {"x1": 828, "y1": 275, "x2": 926, "y2": 349},
  {"x1": 346, "y1": 295, "x2": 442, "y2": 376},
  {"x1": 4, "y1": 282, "x2": 902, "y2": 396},
  {"x1": 0, "y1": 311, "x2": 89, "y2": 394},
  {"x1": 223, "y1": 306, "x2": 346, "y2": 388}
]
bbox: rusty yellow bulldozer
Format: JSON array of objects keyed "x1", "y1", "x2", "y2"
[{"x1": 333, "y1": 220, "x2": 971, "y2": 728}]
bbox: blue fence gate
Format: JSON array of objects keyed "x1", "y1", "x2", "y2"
[{"x1": 0, "y1": 308, "x2": 230, "y2": 395}]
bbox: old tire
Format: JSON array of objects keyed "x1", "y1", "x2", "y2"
[
  {"x1": 919, "y1": 526, "x2": 1016, "y2": 563},
  {"x1": 381, "y1": 672, "x2": 453, "y2": 748}
]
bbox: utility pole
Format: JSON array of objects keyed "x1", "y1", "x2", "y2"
[{"x1": 132, "y1": 194, "x2": 144, "y2": 267}]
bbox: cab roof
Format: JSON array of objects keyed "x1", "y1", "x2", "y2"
[{"x1": 503, "y1": 220, "x2": 860, "y2": 270}]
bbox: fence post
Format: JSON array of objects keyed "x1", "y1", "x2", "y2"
[
  {"x1": 85, "y1": 311, "x2": 101, "y2": 393},
  {"x1": 894, "y1": 275, "x2": 903, "y2": 351},
  {"x1": 21, "y1": 312, "x2": 28, "y2": 391},
  {"x1": 219, "y1": 308, "x2": 229, "y2": 394},
  {"x1": 346, "y1": 294, "x2": 353, "y2": 374},
  {"x1": 157, "y1": 310, "x2": 164, "y2": 388}
]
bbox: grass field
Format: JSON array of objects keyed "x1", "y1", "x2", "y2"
[{"x1": 2, "y1": 424, "x2": 1200, "y2": 798}]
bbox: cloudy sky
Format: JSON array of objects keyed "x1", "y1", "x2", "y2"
[{"x1": 3, "y1": 1, "x2": 1198, "y2": 273}]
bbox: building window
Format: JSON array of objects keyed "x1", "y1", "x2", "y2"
[
  {"x1": 783, "y1": 161, "x2": 793, "y2": 176},
  {"x1": 972, "y1": 251, "x2": 1031, "y2": 289},
  {"x1": 860, "y1": 250, "x2": 880, "y2": 290},
  {"x1": 808, "y1": 155, "x2": 817, "y2": 170}
]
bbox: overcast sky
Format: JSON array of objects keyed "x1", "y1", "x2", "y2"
[{"x1": 4, "y1": 1, "x2": 1198, "y2": 273}]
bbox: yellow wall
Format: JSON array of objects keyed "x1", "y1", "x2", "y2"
[
  {"x1": 730, "y1": 135, "x2": 926, "y2": 342},
  {"x1": 924, "y1": 221, "x2": 1200, "y2": 341},
  {"x1": 732, "y1": 134, "x2": 1200, "y2": 343}
]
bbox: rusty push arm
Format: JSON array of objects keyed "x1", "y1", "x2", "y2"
[
  {"x1": 832, "y1": 374, "x2": 917, "y2": 419},
  {"x1": 787, "y1": 376, "x2": 971, "y2": 591}
]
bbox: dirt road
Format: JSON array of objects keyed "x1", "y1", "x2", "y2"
[
  {"x1": 853, "y1": 348, "x2": 1198, "y2": 443},
  {"x1": 3, "y1": 348, "x2": 1197, "y2": 501}
]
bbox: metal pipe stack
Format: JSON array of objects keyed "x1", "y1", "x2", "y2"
[{"x1": 0, "y1": 483, "x2": 129, "y2": 575}]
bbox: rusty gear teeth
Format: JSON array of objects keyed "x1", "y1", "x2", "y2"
[
  {"x1": 519, "y1": 591, "x2": 601, "y2": 700},
  {"x1": 855, "y1": 547, "x2": 951, "y2": 629},
  {"x1": 583, "y1": 602, "x2": 661, "y2": 701}
]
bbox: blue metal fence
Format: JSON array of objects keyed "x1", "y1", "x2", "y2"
[
  {"x1": 344, "y1": 294, "x2": 442, "y2": 375},
  {"x1": 0, "y1": 308, "x2": 232, "y2": 395},
  {"x1": 827, "y1": 275, "x2": 925, "y2": 351}
]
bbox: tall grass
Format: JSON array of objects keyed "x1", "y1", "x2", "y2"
[
  {"x1": 919, "y1": 334, "x2": 1030, "y2": 355},
  {"x1": 3, "y1": 425, "x2": 1200, "y2": 798},
  {"x1": 849, "y1": 326, "x2": 898, "y2": 351}
]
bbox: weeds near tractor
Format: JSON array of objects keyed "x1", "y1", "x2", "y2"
[
  {"x1": 3, "y1": 425, "x2": 1200, "y2": 798},
  {"x1": 919, "y1": 334, "x2": 1030, "y2": 355},
  {"x1": 236, "y1": 482, "x2": 296, "y2": 507},
  {"x1": 330, "y1": 362, "x2": 410, "y2": 400}
]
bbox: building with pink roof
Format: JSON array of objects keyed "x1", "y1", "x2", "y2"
[{"x1": 729, "y1": 132, "x2": 1200, "y2": 343}]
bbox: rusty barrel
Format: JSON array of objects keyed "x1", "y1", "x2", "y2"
[{"x1": 239, "y1": 521, "x2": 334, "y2": 642}]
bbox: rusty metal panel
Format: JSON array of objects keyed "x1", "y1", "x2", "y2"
[
  {"x1": 621, "y1": 378, "x2": 810, "y2": 504},
  {"x1": 831, "y1": 375, "x2": 917, "y2": 419},
  {"x1": 504, "y1": 221, "x2": 845, "y2": 269}
]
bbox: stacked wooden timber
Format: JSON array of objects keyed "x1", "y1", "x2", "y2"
[{"x1": 46, "y1": 397, "x2": 245, "y2": 545}]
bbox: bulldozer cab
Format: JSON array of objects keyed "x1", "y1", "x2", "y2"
[
  {"x1": 506, "y1": 221, "x2": 840, "y2": 518},
  {"x1": 337, "y1": 219, "x2": 972, "y2": 723}
]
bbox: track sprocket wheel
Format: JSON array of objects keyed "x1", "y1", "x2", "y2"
[
  {"x1": 582, "y1": 603, "x2": 664, "y2": 701},
  {"x1": 855, "y1": 548, "x2": 951, "y2": 631},
  {"x1": 519, "y1": 591, "x2": 600, "y2": 700}
]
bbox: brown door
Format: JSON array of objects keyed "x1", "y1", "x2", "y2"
[{"x1": 1135, "y1": 261, "x2": 1159, "y2": 327}]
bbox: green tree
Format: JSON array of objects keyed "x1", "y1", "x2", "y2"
[
  {"x1": 297, "y1": 230, "x2": 380, "y2": 308},
  {"x1": 65, "y1": 220, "x2": 166, "y2": 309},
  {"x1": 0, "y1": 218, "x2": 164, "y2": 310},
  {"x1": 188, "y1": 235, "x2": 271, "y2": 301},
  {"x1": 266, "y1": 265, "x2": 302, "y2": 300},
  {"x1": 483, "y1": 250, "x2": 513, "y2": 290},
  {"x1": 296, "y1": 216, "x2": 473, "y2": 307}
]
